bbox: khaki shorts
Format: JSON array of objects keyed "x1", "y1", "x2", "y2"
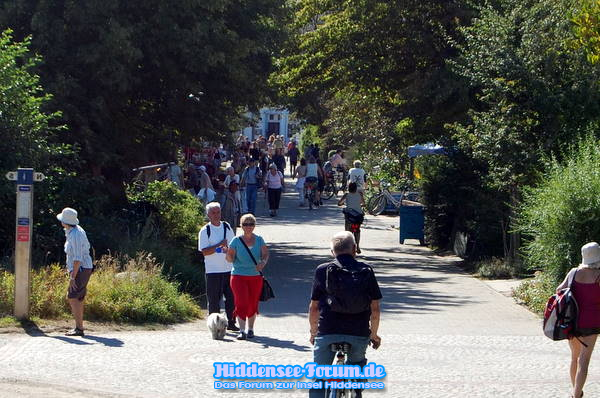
[{"x1": 67, "y1": 268, "x2": 93, "y2": 301}]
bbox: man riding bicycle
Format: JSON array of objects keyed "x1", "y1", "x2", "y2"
[{"x1": 308, "y1": 231, "x2": 382, "y2": 398}]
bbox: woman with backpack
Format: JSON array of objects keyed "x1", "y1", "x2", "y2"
[
  {"x1": 337, "y1": 182, "x2": 365, "y2": 254},
  {"x1": 555, "y1": 242, "x2": 600, "y2": 398}
]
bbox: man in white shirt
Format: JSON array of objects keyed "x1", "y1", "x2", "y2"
[
  {"x1": 348, "y1": 160, "x2": 366, "y2": 193},
  {"x1": 198, "y1": 202, "x2": 238, "y2": 331}
]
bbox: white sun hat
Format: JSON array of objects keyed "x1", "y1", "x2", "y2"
[
  {"x1": 581, "y1": 242, "x2": 600, "y2": 266},
  {"x1": 56, "y1": 207, "x2": 79, "y2": 226}
]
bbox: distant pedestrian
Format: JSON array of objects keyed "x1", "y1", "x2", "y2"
[
  {"x1": 293, "y1": 158, "x2": 307, "y2": 207},
  {"x1": 199, "y1": 203, "x2": 239, "y2": 332},
  {"x1": 264, "y1": 163, "x2": 284, "y2": 217},
  {"x1": 57, "y1": 207, "x2": 94, "y2": 337},
  {"x1": 226, "y1": 214, "x2": 270, "y2": 340},
  {"x1": 555, "y1": 242, "x2": 600, "y2": 398},
  {"x1": 348, "y1": 160, "x2": 366, "y2": 193},
  {"x1": 272, "y1": 149, "x2": 286, "y2": 175},
  {"x1": 288, "y1": 142, "x2": 300, "y2": 176},
  {"x1": 240, "y1": 158, "x2": 262, "y2": 215},
  {"x1": 197, "y1": 165, "x2": 216, "y2": 203},
  {"x1": 222, "y1": 182, "x2": 242, "y2": 234}
]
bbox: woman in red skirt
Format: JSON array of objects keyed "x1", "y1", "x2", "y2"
[{"x1": 226, "y1": 214, "x2": 269, "y2": 340}]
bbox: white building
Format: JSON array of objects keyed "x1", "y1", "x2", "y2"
[{"x1": 239, "y1": 108, "x2": 290, "y2": 142}]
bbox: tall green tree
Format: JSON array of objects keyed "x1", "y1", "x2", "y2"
[
  {"x1": 451, "y1": 0, "x2": 600, "y2": 263},
  {"x1": 0, "y1": 0, "x2": 289, "y2": 201},
  {"x1": 274, "y1": 0, "x2": 473, "y2": 148},
  {"x1": 0, "y1": 29, "x2": 70, "y2": 256}
]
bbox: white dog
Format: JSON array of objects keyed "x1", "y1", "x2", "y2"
[{"x1": 207, "y1": 313, "x2": 228, "y2": 340}]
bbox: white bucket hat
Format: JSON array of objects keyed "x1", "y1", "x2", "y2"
[
  {"x1": 56, "y1": 207, "x2": 79, "y2": 226},
  {"x1": 581, "y1": 242, "x2": 600, "y2": 266}
]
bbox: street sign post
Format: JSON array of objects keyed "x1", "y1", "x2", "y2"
[{"x1": 6, "y1": 168, "x2": 44, "y2": 319}]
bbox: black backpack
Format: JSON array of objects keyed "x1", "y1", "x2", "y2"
[
  {"x1": 325, "y1": 260, "x2": 373, "y2": 314},
  {"x1": 206, "y1": 221, "x2": 231, "y2": 240}
]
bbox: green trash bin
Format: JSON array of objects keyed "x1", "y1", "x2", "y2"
[{"x1": 399, "y1": 205, "x2": 425, "y2": 245}]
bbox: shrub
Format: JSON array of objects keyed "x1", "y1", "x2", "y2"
[
  {"x1": 474, "y1": 258, "x2": 517, "y2": 279},
  {"x1": 86, "y1": 253, "x2": 201, "y2": 323},
  {"x1": 517, "y1": 136, "x2": 600, "y2": 284},
  {"x1": 131, "y1": 180, "x2": 205, "y2": 245},
  {"x1": 0, "y1": 253, "x2": 202, "y2": 322},
  {"x1": 0, "y1": 270, "x2": 14, "y2": 315},
  {"x1": 513, "y1": 272, "x2": 555, "y2": 314}
]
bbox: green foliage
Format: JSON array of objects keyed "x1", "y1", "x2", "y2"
[
  {"x1": 517, "y1": 135, "x2": 600, "y2": 284},
  {"x1": 0, "y1": 0, "x2": 290, "y2": 202},
  {"x1": 513, "y1": 272, "x2": 555, "y2": 314},
  {"x1": 573, "y1": 0, "x2": 600, "y2": 64},
  {"x1": 0, "y1": 29, "x2": 71, "y2": 256},
  {"x1": 275, "y1": 0, "x2": 473, "y2": 147},
  {"x1": 131, "y1": 181, "x2": 205, "y2": 246},
  {"x1": 0, "y1": 255, "x2": 201, "y2": 323},
  {"x1": 0, "y1": 269, "x2": 14, "y2": 315},
  {"x1": 452, "y1": 0, "x2": 600, "y2": 194},
  {"x1": 417, "y1": 152, "x2": 505, "y2": 256}
]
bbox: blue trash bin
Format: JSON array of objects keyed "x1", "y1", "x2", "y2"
[{"x1": 399, "y1": 205, "x2": 425, "y2": 245}]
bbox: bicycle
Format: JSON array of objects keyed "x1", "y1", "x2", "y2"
[
  {"x1": 323, "y1": 172, "x2": 338, "y2": 200},
  {"x1": 305, "y1": 177, "x2": 318, "y2": 210},
  {"x1": 323, "y1": 342, "x2": 364, "y2": 398},
  {"x1": 365, "y1": 180, "x2": 403, "y2": 216}
]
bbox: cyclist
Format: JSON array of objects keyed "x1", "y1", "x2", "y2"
[
  {"x1": 308, "y1": 231, "x2": 382, "y2": 398},
  {"x1": 348, "y1": 160, "x2": 367, "y2": 193},
  {"x1": 330, "y1": 149, "x2": 348, "y2": 189},
  {"x1": 338, "y1": 182, "x2": 365, "y2": 254},
  {"x1": 305, "y1": 156, "x2": 323, "y2": 207}
]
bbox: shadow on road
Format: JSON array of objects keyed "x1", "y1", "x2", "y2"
[
  {"x1": 247, "y1": 335, "x2": 311, "y2": 352},
  {"x1": 19, "y1": 319, "x2": 124, "y2": 347},
  {"x1": 260, "y1": 242, "x2": 476, "y2": 319}
]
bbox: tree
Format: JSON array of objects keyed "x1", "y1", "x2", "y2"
[
  {"x1": 451, "y1": 0, "x2": 600, "y2": 263},
  {"x1": 0, "y1": 29, "x2": 69, "y2": 256},
  {"x1": 0, "y1": 0, "x2": 289, "y2": 201},
  {"x1": 274, "y1": 0, "x2": 474, "y2": 148},
  {"x1": 573, "y1": 0, "x2": 600, "y2": 64}
]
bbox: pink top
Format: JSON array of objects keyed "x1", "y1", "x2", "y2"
[
  {"x1": 573, "y1": 280, "x2": 600, "y2": 329},
  {"x1": 265, "y1": 171, "x2": 283, "y2": 189}
]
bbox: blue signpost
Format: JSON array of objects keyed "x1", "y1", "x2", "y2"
[{"x1": 5, "y1": 168, "x2": 45, "y2": 319}]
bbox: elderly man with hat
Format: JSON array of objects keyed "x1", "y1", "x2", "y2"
[{"x1": 57, "y1": 207, "x2": 94, "y2": 336}]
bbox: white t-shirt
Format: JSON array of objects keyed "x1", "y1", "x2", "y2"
[
  {"x1": 348, "y1": 168, "x2": 366, "y2": 190},
  {"x1": 198, "y1": 222, "x2": 235, "y2": 273}
]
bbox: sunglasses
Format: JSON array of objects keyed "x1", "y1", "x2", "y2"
[{"x1": 242, "y1": 223, "x2": 255, "y2": 227}]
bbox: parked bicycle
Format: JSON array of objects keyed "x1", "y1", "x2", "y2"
[
  {"x1": 365, "y1": 179, "x2": 419, "y2": 216},
  {"x1": 365, "y1": 180, "x2": 402, "y2": 216}
]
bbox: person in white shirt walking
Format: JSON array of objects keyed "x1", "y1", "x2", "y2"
[
  {"x1": 198, "y1": 203, "x2": 239, "y2": 331},
  {"x1": 348, "y1": 160, "x2": 367, "y2": 193}
]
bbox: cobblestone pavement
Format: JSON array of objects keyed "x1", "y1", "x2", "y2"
[{"x1": 0, "y1": 179, "x2": 596, "y2": 398}]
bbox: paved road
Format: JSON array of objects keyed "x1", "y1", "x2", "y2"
[{"x1": 0, "y1": 179, "x2": 595, "y2": 397}]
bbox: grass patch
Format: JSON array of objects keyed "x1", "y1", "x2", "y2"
[
  {"x1": 0, "y1": 252, "x2": 202, "y2": 324},
  {"x1": 513, "y1": 271, "x2": 554, "y2": 315},
  {"x1": 0, "y1": 316, "x2": 19, "y2": 328}
]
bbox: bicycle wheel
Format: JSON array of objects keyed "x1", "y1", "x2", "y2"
[
  {"x1": 323, "y1": 182, "x2": 336, "y2": 200},
  {"x1": 308, "y1": 189, "x2": 314, "y2": 210},
  {"x1": 367, "y1": 194, "x2": 386, "y2": 215}
]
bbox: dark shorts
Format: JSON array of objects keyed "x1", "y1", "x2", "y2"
[
  {"x1": 574, "y1": 327, "x2": 600, "y2": 337},
  {"x1": 67, "y1": 268, "x2": 93, "y2": 301}
]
